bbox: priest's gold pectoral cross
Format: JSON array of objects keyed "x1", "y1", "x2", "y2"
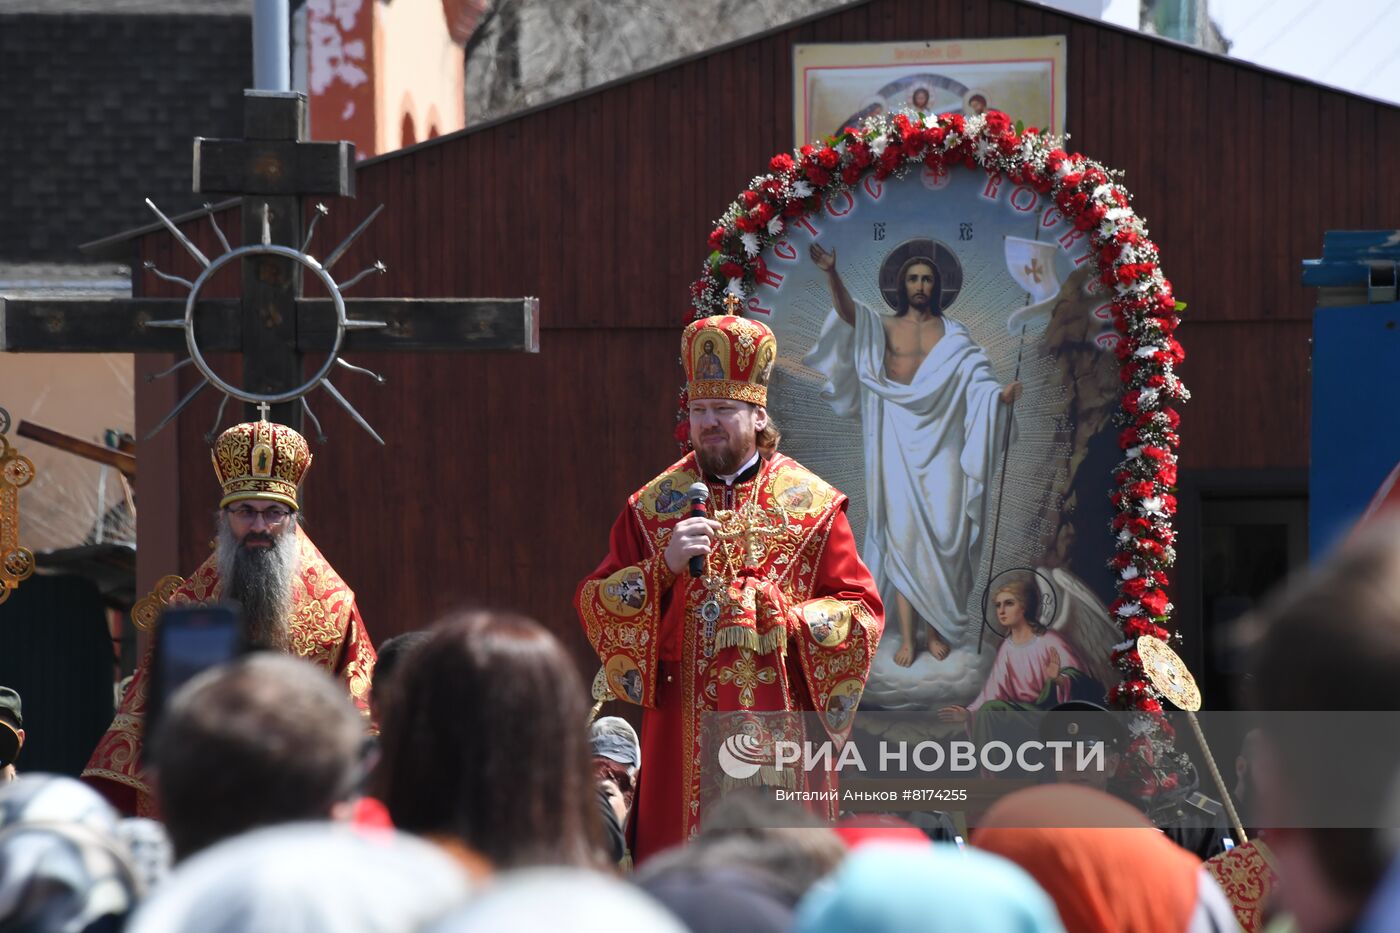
[{"x1": 715, "y1": 497, "x2": 790, "y2": 569}]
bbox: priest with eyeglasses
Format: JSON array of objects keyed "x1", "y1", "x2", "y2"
[{"x1": 83, "y1": 416, "x2": 376, "y2": 815}]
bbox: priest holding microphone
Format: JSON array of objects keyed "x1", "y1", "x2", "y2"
[{"x1": 575, "y1": 304, "x2": 884, "y2": 861}]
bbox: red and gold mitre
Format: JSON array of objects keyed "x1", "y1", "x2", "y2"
[
  {"x1": 682, "y1": 305, "x2": 778, "y2": 407},
  {"x1": 211, "y1": 419, "x2": 312, "y2": 510}
]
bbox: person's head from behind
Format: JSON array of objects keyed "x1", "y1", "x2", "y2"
[
  {"x1": 637, "y1": 789, "x2": 846, "y2": 911},
  {"x1": 370, "y1": 631, "x2": 431, "y2": 727},
  {"x1": 1244, "y1": 520, "x2": 1400, "y2": 932},
  {"x1": 375, "y1": 610, "x2": 600, "y2": 869},
  {"x1": 590, "y1": 716, "x2": 640, "y2": 824},
  {"x1": 0, "y1": 774, "x2": 143, "y2": 931},
  {"x1": 0, "y1": 687, "x2": 24, "y2": 782},
  {"x1": 151, "y1": 653, "x2": 365, "y2": 861}
]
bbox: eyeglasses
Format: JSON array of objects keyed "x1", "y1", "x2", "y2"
[{"x1": 225, "y1": 505, "x2": 293, "y2": 525}]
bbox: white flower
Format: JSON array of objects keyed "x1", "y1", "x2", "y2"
[
  {"x1": 870, "y1": 135, "x2": 889, "y2": 158},
  {"x1": 1120, "y1": 564, "x2": 1140, "y2": 581},
  {"x1": 724, "y1": 278, "x2": 744, "y2": 298},
  {"x1": 1126, "y1": 446, "x2": 1143, "y2": 460},
  {"x1": 793, "y1": 180, "x2": 814, "y2": 198},
  {"x1": 740, "y1": 232, "x2": 759, "y2": 258},
  {"x1": 1134, "y1": 344, "x2": 1165, "y2": 359},
  {"x1": 923, "y1": 111, "x2": 940, "y2": 129},
  {"x1": 767, "y1": 216, "x2": 785, "y2": 236},
  {"x1": 1092, "y1": 184, "x2": 1117, "y2": 203},
  {"x1": 975, "y1": 139, "x2": 992, "y2": 163},
  {"x1": 1141, "y1": 497, "x2": 1166, "y2": 517},
  {"x1": 1137, "y1": 387, "x2": 1160, "y2": 407},
  {"x1": 1116, "y1": 601, "x2": 1143, "y2": 618}
]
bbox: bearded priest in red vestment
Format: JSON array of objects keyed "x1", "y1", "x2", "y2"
[
  {"x1": 576, "y1": 308, "x2": 884, "y2": 861},
  {"x1": 83, "y1": 418, "x2": 376, "y2": 815}
]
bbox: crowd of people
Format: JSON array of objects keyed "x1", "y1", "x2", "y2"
[
  {"x1": 6, "y1": 316, "x2": 1400, "y2": 931},
  {"x1": 1, "y1": 518, "x2": 1400, "y2": 931}
]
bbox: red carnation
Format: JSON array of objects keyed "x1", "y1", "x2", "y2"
[
  {"x1": 1137, "y1": 539, "x2": 1165, "y2": 559},
  {"x1": 1142, "y1": 446, "x2": 1169, "y2": 462},
  {"x1": 984, "y1": 111, "x2": 1012, "y2": 135},
  {"x1": 673, "y1": 418, "x2": 690, "y2": 446},
  {"x1": 1122, "y1": 578, "x2": 1149, "y2": 599},
  {"x1": 707, "y1": 227, "x2": 726, "y2": 250},
  {"x1": 718, "y1": 261, "x2": 743, "y2": 279},
  {"x1": 799, "y1": 144, "x2": 815, "y2": 157},
  {"x1": 769, "y1": 153, "x2": 795, "y2": 174},
  {"x1": 1128, "y1": 481, "x2": 1155, "y2": 499},
  {"x1": 735, "y1": 214, "x2": 759, "y2": 234},
  {"x1": 1119, "y1": 427, "x2": 1140, "y2": 449},
  {"x1": 841, "y1": 164, "x2": 862, "y2": 186},
  {"x1": 817, "y1": 147, "x2": 841, "y2": 170},
  {"x1": 741, "y1": 190, "x2": 760, "y2": 209},
  {"x1": 1156, "y1": 463, "x2": 1178, "y2": 486},
  {"x1": 1136, "y1": 588, "x2": 1170, "y2": 616},
  {"x1": 782, "y1": 200, "x2": 806, "y2": 218},
  {"x1": 806, "y1": 166, "x2": 830, "y2": 187}
]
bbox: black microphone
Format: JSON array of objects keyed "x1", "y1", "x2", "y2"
[{"x1": 686, "y1": 482, "x2": 710, "y2": 578}]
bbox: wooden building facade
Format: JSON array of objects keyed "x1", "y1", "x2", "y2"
[{"x1": 106, "y1": 0, "x2": 1400, "y2": 696}]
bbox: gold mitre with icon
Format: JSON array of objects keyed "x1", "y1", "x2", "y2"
[
  {"x1": 682, "y1": 298, "x2": 778, "y2": 407},
  {"x1": 211, "y1": 419, "x2": 312, "y2": 510}
]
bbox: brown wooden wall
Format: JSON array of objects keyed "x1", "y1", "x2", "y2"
[{"x1": 132, "y1": 0, "x2": 1400, "y2": 672}]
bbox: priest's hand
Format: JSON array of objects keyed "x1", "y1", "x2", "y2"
[
  {"x1": 1000, "y1": 381, "x2": 1023, "y2": 404},
  {"x1": 664, "y1": 516, "x2": 722, "y2": 577}
]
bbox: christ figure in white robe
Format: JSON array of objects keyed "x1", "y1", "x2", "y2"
[{"x1": 804, "y1": 243, "x2": 1021, "y2": 666}]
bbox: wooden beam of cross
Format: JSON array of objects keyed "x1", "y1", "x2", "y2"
[{"x1": 0, "y1": 90, "x2": 539, "y2": 442}]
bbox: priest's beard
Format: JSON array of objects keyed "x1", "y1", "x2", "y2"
[
  {"x1": 695, "y1": 429, "x2": 754, "y2": 478},
  {"x1": 215, "y1": 514, "x2": 298, "y2": 652}
]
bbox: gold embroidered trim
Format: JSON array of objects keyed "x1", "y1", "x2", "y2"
[{"x1": 686, "y1": 380, "x2": 767, "y2": 406}]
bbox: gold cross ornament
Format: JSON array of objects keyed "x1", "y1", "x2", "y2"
[{"x1": 0, "y1": 408, "x2": 37, "y2": 604}]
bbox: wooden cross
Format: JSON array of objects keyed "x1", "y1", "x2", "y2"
[{"x1": 0, "y1": 90, "x2": 538, "y2": 435}]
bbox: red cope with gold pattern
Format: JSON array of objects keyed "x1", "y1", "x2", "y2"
[
  {"x1": 82, "y1": 526, "x2": 376, "y2": 816},
  {"x1": 575, "y1": 451, "x2": 883, "y2": 861},
  {"x1": 1205, "y1": 839, "x2": 1277, "y2": 933}
]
